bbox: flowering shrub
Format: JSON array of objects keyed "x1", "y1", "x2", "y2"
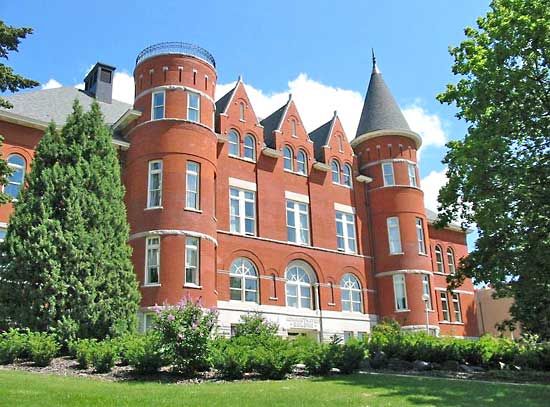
[{"x1": 155, "y1": 299, "x2": 217, "y2": 376}]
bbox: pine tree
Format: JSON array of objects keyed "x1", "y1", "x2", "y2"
[{"x1": 0, "y1": 101, "x2": 140, "y2": 340}]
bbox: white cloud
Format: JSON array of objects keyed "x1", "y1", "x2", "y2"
[
  {"x1": 42, "y1": 79, "x2": 62, "y2": 90},
  {"x1": 112, "y1": 71, "x2": 134, "y2": 104},
  {"x1": 421, "y1": 168, "x2": 448, "y2": 212},
  {"x1": 403, "y1": 103, "x2": 448, "y2": 159}
]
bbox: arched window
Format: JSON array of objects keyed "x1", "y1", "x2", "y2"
[
  {"x1": 6, "y1": 154, "x2": 26, "y2": 199},
  {"x1": 290, "y1": 119, "x2": 297, "y2": 137},
  {"x1": 243, "y1": 135, "x2": 256, "y2": 161},
  {"x1": 229, "y1": 258, "x2": 258, "y2": 302},
  {"x1": 340, "y1": 274, "x2": 362, "y2": 312},
  {"x1": 342, "y1": 164, "x2": 353, "y2": 187},
  {"x1": 331, "y1": 159, "x2": 341, "y2": 183},
  {"x1": 447, "y1": 248, "x2": 456, "y2": 274},
  {"x1": 285, "y1": 261, "x2": 316, "y2": 309},
  {"x1": 435, "y1": 245, "x2": 444, "y2": 273},
  {"x1": 239, "y1": 102, "x2": 245, "y2": 121},
  {"x1": 228, "y1": 130, "x2": 240, "y2": 157},
  {"x1": 283, "y1": 146, "x2": 293, "y2": 171},
  {"x1": 296, "y1": 150, "x2": 307, "y2": 175}
]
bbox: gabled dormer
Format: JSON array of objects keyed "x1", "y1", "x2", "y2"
[
  {"x1": 215, "y1": 77, "x2": 262, "y2": 135},
  {"x1": 309, "y1": 111, "x2": 353, "y2": 164},
  {"x1": 260, "y1": 95, "x2": 311, "y2": 148}
]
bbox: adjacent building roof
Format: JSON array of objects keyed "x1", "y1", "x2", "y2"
[
  {"x1": 309, "y1": 115, "x2": 335, "y2": 162},
  {"x1": 259, "y1": 100, "x2": 289, "y2": 148}
]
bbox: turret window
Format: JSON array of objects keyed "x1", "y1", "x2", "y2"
[
  {"x1": 147, "y1": 160, "x2": 162, "y2": 208},
  {"x1": 386, "y1": 217, "x2": 402, "y2": 254},
  {"x1": 186, "y1": 161, "x2": 200, "y2": 210},
  {"x1": 152, "y1": 91, "x2": 165, "y2": 120},
  {"x1": 243, "y1": 135, "x2": 256, "y2": 161},
  {"x1": 6, "y1": 154, "x2": 26, "y2": 199},
  {"x1": 447, "y1": 248, "x2": 456, "y2": 274},
  {"x1": 382, "y1": 162, "x2": 395, "y2": 186},
  {"x1": 435, "y1": 245, "x2": 444, "y2": 273},
  {"x1": 228, "y1": 130, "x2": 240, "y2": 157},
  {"x1": 408, "y1": 163, "x2": 418, "y2": 187},
  {"x1": 416, "y1": 218, "x2": 427, "y2": 254},
  {"x1": 145, "y1": 236, "x2": 160, "y2": 285},
  {"x1": 185, "y1": 236, "x2": 200, "y2": 286},
  {"x1": 283, "y1": 146, "x2": 294, "y2": 171},
  {"x1": 393, "y1": 274, "x2": 407, "y2": 311},
  {"x1": 331, "y1": 160, "x2": 341, "y2": 183},
  {"x1": 296, "y1": 150, "x2": 307, "y2": 175},
  {"x1": 422, "y1": 275, "x2": 432, "y2": 310},
  {"x1": 187, "y1": 92, "x2": 200, "y2": 123},
  {"x1": 340, "y1": 274, "x2": 362, "y2": 313}
]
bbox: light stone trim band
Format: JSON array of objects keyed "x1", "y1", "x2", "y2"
[
  {"x1": 334, "y1": 202, "x2": 355, "y2": 214},
  {"x1": 285, "y1": 190, "x2": 309, "y2": 204},
  {"x1": 434, "y1": 287, "x2": 474, "y2": 295},
  {"x1": 229, "y1": 177, "x2": 257, "y2": 191},
  {"x1": 126, "y1": 118, "x2": 215, "y2": 138},
  {"x1": 129, "y1": 229, "x2": 218, "y2": 246},
  {"x1": 135, "y1": 84, "x2": 215, "y2": 105},
  {"x1": 361, "y1": 157, "x2": 417, "y2": 170},
  {"x1": 375, "y1": 269, "x2": 433, "y2": 278}
]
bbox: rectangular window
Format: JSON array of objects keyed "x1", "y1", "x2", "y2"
[
  {"x1": 382, "y1": 162, "x2": 395, "y2": 186},
  {"x1": 186, "y1": 161, "x2": 200, "y2": 210},
  {"x1": 422, "y1": 275, "x2": 432, "y2": 310},
  {"x1": 152, "y1": 91, "x2": 165, "y2": 120},
  {"x1": 187, "y1": 92, "x2": 200, "y2": 123},
  {"x1": 408, "y1": 163, "x2": 417, "y2": 187},
  {"x1": 452, "y1": 293, "x2": 462, "y2": 322},
  {"x1": 343, "y1": 331, "x2": 354, "y2": 342},
  {"x1": 229, "y1": 187, "x2": 256, "y2": 236},
  {"x1": 416, "y1": 218, "x2": 427, "y2": 254},
  {"x1": 185, "y1": 236, "x2": 200, "y2": 285},
  {"x1": 335, "y1": 211, "x2": 357, "y2": 253},
  {"x1": 147, "y1": 160, "x2": 162, "y2": 208},
  {"x1": 0, "y1": 228, "x2": 6, "y2": 242},
  {"x1": 143, "y1": 313, "x2": 156, "y2": 332},
  {"x1": 286, "y1": 200, "x2": 310, "y2": 245},
  {"x1": 393, "y1": 274, "x2": 407, "y2": 311},
  {"x1": 145, "y1": 236, "x2": 160, "y2": 285},
  {"x1": 357, "y1": 332, "x2": 367, "y2": 341},
  {"x1": 440, "y1": 292, "x2": 450, "y2": 322},
  {"x1": 386, "y1": 217, "x2": 402, "y2": 254}
]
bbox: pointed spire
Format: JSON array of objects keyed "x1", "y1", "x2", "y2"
[{"x1": 372, "y1": 48, "x2": 380, "y2": 74}]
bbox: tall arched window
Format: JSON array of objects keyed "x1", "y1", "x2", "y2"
[
  {"x1": 340, "y1": 274, "x2": 362, "y2": 312},
  {"x1": 447, "y1": 248, "x2": 456, "y2": 274},
  {"x1": 331, "y1": 159, "x2": 341, "y2": 183},
  {"x1": 296, "y1": 150, "x2": 307, "y2": 175},
  {"x1": 228, "y1": 130, "x2": 240, "y2": 157},
  {"x1": 6, "y1": 154, "x2": 26, "y2": 199},
  {"x1": 290, "y1": 119, "x2": 297, "y2": 137},
  {"x1": 243, "y1": 135, "x2": 256, "y2": 161},
  {"x1": 229, "y1": 258, "x2": 258, "y2": 302},
  {"x1": 283, "y1": 146, "x2": 293, "y2": 171},
  {"x1": 342, "y1": 164, "x2": 353, "y2": 187},
  {"x1": 435, "y1": 245, "x2": 444, "y2": 273},
  {"x1": 239, "y1": 102, "x2": 245, "y2": 121},
  {"x1": 285, "y1": 261, "x2": 316, "y2": 309}
]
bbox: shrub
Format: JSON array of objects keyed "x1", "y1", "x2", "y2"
[
  {"x1": 74, "y1": 339, "x2": 97, "y2": 369},
  {"x1": 91, "y1": 341, "x2": 117, "y2": 373},
  {"x1": 0, "y1": 329, "x2": 29, "y2": 364},
  {"x1": 28, "y1": 332, "x2": 60, "y2": 367},
  {"x1": 111, "y1": 333, "x2": 135, "y2": 366},
  {"x1": 251, "y1": 336, "x2": 293, "y2": 379},
  {"x1": 125, "y1": 333, "x2": 166, "y2": 373},
  {"x1": 155, "y1": 299, "x2": 217, "y2": 376},
  {"x1": 335, "y1": 338, "x2": 366, "y2": 374},
  {"x1": 233, "y1": 312, "x2": 278, "y2": 338},
  {"x1": 209, "y1": 336, "x2": 250, "y2": 379},
  {"x1": 291, "y1": 336, "x2": 339, "y2": 376},
  {"x1": 367, "y1": 318, "x2": 403, "y2": 359}
]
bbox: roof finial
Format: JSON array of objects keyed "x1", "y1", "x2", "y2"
[
  {"x1": 237, "y1": 74, "x2": 243, "y2": 82},
  {"x1": 372, "y1": 48, "x2": 380, "y2": 74}
]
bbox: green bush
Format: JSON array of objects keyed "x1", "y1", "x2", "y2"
[
  {"x1": 91, "y1": 341, "x2": 117, "y2": 373},
  {"x1": 0, "y1": 329, "x2": 29, "y2": 364},
  {"x1": 251, "y1": 336, "x2": 293, "y2": 379},
  {"x1": 335, "y1": 338, "x2": 366, "y2": 374},
  {"x1": 111, "y1": 333, "x2": 135, "y2": 366},
  {"x1": 28, "y1": 332, "x2": 60, "y2": 367},
  {"x1": 233, "y1": 312, "x2": 278, "y2": 338},
  {"x1": 209, "y1": 336, "x2": 250, "y2": 379},
  {"x1": 291, "y1": 336, "x2": 339, "y2": 376},
  {"x1": 74, "y1": 339, "x2": 97, "y2": 369},
  {"x1": 125, "y1": 333, "x2": 166, "y2": 373}
]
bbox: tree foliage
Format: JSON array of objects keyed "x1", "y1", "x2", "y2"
[
  {"x1": 0, "y1": 20, "x2": 39, "y2": 109},
  {"x1": 437, "y1": 0, "x2": 550, "y2": 338},
  {"x1": 0, "y1": 101, "x2": 140, "y2": 340}
]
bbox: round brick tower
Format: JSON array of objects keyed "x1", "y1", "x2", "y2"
[
  {"x1": 125, "y1": 42, "x2": 218, "y2": 309},
  {"x1": 351, "y1": 59, "x2": 439, "y2": 332}
]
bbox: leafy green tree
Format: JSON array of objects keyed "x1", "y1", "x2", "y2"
[
  {"x1": 0, "y1": 20, "x2": 39, "y2": 109},
  {"x1": 437, "y1": 0, "x2": 550, "y2": 338},
  {"x1": 0, "y1": 101, "x2": 140, "y2": 341}
]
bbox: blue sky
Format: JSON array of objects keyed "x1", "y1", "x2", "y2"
[{"x1": 3, "y1": 0, "x2": 490, "y2": 246}]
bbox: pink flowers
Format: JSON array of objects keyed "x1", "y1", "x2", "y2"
[{"x1": 167, "y1": 314, "x2": 175, "y2": 321}]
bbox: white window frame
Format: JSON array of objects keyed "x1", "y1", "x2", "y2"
[
  {"x1": 296, "y1": 150, "x2": 307, "y2": 175},
  {"x1": 6, "y1": 154, "x2": 26, "y2": 199},
  {"x1": 440, "y1": 292, "x2": 450, "y2": 322},
  {"x1": 186, "y1": 161, "x2": 200, "y2": 210},
  {"x1": 452, "y1": 293, "x2": 462, "y2": 322},
  {"x1": 447, "y1": 248, "x2": 456, "y2": 274},
  {"x1": 286, "y1": 199, "x2": 310, "y2": 245},
  {"x1": 285, "y1": 261, "x2": 315, "y2": 309},
  {"x1": 331, "y1": 160, "x2": 341, "y2": 184},
  {"x1": 185, "y1": 236, "x2": 200, "y2": 286},
  {"x1": 382, "y1": 162, "x2": 395, "y2": 186},
  {"x1": 145, "y1": 236, "x2": 160, "y2": 285},
  {"x1": 229, "y1": 187, "x2": 256, "y2": 236},
  {"x1": 229, "y1": 258, "x2": 258, "y2": 303},
  {"x1": 342, "y1": 164, "x2": 353, "y2": 188},
  {"x1": 393, "y1": 274, "x2": 408, "y2": 311},
  {"x1": 283, "y1": 146, "x2": 294, "y2": 171},
  {"x1": 422, "y1": 275, "x2": 432, "y2": 310},
  {"x1": 243, "y1": 135, "x2": 256, "y2": 161},
  {"x1": 147, "y1": 160, "x2": 162, "y2": 208},
  {"x1": 187, "y1": 91, "x2": 200, "y2": 123},
  {"x1": 228, "y1": 130, "x2": 240, "y2": 157},
  {"x1": 435, "y1": 245, "x2": 444, "y2": 273},
  {"x1": 335, "y1": 211, "x2": 357, "y2": 253},
  {"x1": 340, "y1": 273, "x2": 362, "y2": 313},
  {"x1": 408, "y1": 163, "x2": 418, "y2": 187},
  {"x1": 386, "y1": 217, "x2": 402, "y2": 254},
  {"x1": 416, "y1": 218, "x2": 427, "y2": 254},
  {"x1": 151, "y1": 91, "x2": 165, "y2": 120}
]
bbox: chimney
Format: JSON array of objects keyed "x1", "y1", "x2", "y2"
[{"x1": 84, "y1": 62, "x2": 116, "y2": 104}]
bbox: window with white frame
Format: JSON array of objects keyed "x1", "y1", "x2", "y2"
[
  {"x1": 229, "y1": 187, "x2": 256, "y2": 235},
  {"x1": 145, "y1": 236, "x2": 160, "y2": 285},
  {"x1": 228, "y1": 130, "x2": 240, "y2": 157},
  {"x1": 382, "y1": 162, "x2": 395, "y2": 186},
  {"x1": 243, "y1": 135, "x2": 256, "y2": 161},
  {"x1": 422, "y1": 275, "x2": 432, "y2": 310},
  {"x1": 286, "y1": 200, "x2": 310, "y2": 245},
  {"x1": 152, "y1": 91, "x2": 165, "y2": 120},
  {"x1": 447, "y1": 248, "x2": 456, "y2": 274},
  {"x1": 343, "y1": 331, "x2": 354, "y2": 342},
  {"x1": 147, "y1": 160, "x2": 162, "y2": 208},
  {"x1": 416, "y1": 218, "x2": 427, "y2": 254},
  {"x1": 393, "y1": 274, "x2": 407, "y2": 311},
  {"x1": 331, "y1": 159, "x2": 341, "y2": 183},
  {"x1": 386, "y1": 217, "x2": 402, "y2": 254},
  {"x1": 229, "y1": 258, "x2": 258, "y2": 302},
  {"x1": 0, "y1": 228, "x2": 6, "y2": 242},
  {"x1": 435, "y1": 245, "x2": 444, "y2": 273},
  {"x1": 285, "y1": 261, "x2": 315, "y2": 309},
  {"x1": 185, "y1": 236, "x2": 200, "y2": 285},
  {"x1": 440, "y1": 291, "x2": 450, "y2": 321},
  {"x1": 408, "y1": 163, "x2": 418, "y2": 187},
  {"x1": 296, "y1": 150, "x2": 307, "y2": 175},
  {"x1": 335, "y1": 211, "x2": 357, "y2": 253},
  {"x1": 187, "y1": 92, "x2": 200, "y2": 122},
  {"x1": 452, "y1": 293, "x2": 462, "y2": 322},
  {"x1": 143, "y1": 313, "x2": 156, "y2": 332},
  {"x1": 186, "y1": 161, "x2": 200, "y2": 210},
  {"x1": 6, "y1": 154, "x2": 26, "y2": 199},
  {"x1": 340, "y1": 274, "x2": 362, "y2": 312},
  {"x1": 342, "y1": 164, "x2": 353, "y2": 187},
  {"x1": 283, "y1": 146, "x2": 293, "y2": 171}
]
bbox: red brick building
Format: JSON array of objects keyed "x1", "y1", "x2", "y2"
[{"x1": 0, "y1": 42, "x2": 478, "y2": 339}]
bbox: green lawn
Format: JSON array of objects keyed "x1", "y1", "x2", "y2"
[{"x1": 1, "y1": 370, "x2": 549, "y2": 406}]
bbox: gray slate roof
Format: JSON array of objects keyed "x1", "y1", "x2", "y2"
[
  {"x1": 1, "y1": 87, "x2": 131, "y2": 126},
  {"x1": 309, "y1": 118, "x2": 333, "y2": 162},
  {"x1": 215, "y1": 85, "x2": 236, "y2": 115},
  {"x1": 355, "y1": 64, "x2": 411, "y2": 138},
  {"x1": 259, "y1": 102, "x2": 287, "y2": 148}
]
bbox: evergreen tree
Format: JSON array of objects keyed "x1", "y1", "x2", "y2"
[{"x1": 0, "y1": 101, "x2": 140, "y2": 340}]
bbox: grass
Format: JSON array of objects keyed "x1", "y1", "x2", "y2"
[{"x1": 1, "y1": 370, "x2": 549, "y2": 406}]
